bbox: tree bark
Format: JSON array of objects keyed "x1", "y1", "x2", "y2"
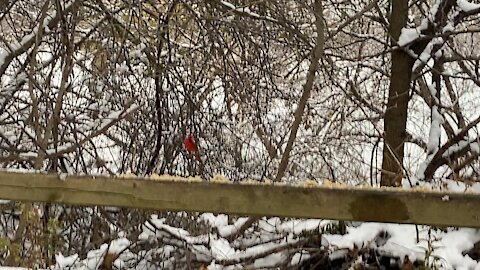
[
  {"x1": 381, "y1": 0, "x2": 461, "y2": 185},
  {"x1": 381, "y1": 0, "x2": 414, "y2": 187}
]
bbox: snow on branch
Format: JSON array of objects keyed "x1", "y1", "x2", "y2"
[
  {"x1": 417, "y1": 115, "x2": 480, "y2": 180},
  {"x1": 398, "y1": 0, "x2": 480, "y2": 50},
  {"x1": 0, "y1": 0, "x2": 81, "y2": 76},
  {"x1": 396, "y1": 0, "x2": 480, "y2": 74},
  {"x1": 219, "y1": 1, "x2": 277, "y2": 22},
  {"x1": 18, "y1": 97, "x2": 138, "y2": 160},
  {"x1": 457, "y1": 0, "x2": 480, "y2": 12},
  {"x1": 141, "y1": 215, "x2": 312, "y2": 267}
]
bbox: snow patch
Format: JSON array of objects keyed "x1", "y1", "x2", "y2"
[
  {"x1": 398, "y1": 28, "x2": 421, "y2": 47},
  {"x1": 457, "y1": 0, "x2": 480, "y2": 12},
  {"x1": 55, "y1": 253, "x2": 79, "y2": 268}
]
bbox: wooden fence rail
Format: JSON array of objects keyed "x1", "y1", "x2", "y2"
[{"x1": 0, "y1": 171, "x2": 479, "y2": 227}]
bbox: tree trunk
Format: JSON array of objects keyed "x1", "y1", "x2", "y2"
[
  {"x1": 381, "y1": 1, "x2": 414, "y2": 187},
  {"x1": 274, "y1": 0, "x2": 325, "y2": 182}
]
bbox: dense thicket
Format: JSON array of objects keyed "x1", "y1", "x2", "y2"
[{"x1": 1, "y1": 0, "x2": 480, "y2": 268}]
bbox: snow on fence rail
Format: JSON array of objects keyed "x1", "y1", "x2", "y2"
[{"x1": 0, "y1": 171, "x2": 479, "y2": 227}]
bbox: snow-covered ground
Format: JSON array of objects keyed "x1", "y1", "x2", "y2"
[{"x1": 36, "y1": 215, "x2": 480, "y2": 269}]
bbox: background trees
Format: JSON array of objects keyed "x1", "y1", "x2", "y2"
[{"x1": 1, "y1": 0, "x2": 480, "y2": 267}]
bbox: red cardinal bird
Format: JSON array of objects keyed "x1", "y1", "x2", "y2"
[{"x1": 184, "y1": 133, "x2": 201, "y2": 161}]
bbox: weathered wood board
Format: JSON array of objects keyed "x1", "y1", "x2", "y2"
[{"x1": 0, "y1": 171, "x2": 479, "y2": 227}]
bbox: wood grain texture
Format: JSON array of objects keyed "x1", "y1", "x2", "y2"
[{"x1": 0, "y1": 171, "x2": 479, "y2": 227}]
